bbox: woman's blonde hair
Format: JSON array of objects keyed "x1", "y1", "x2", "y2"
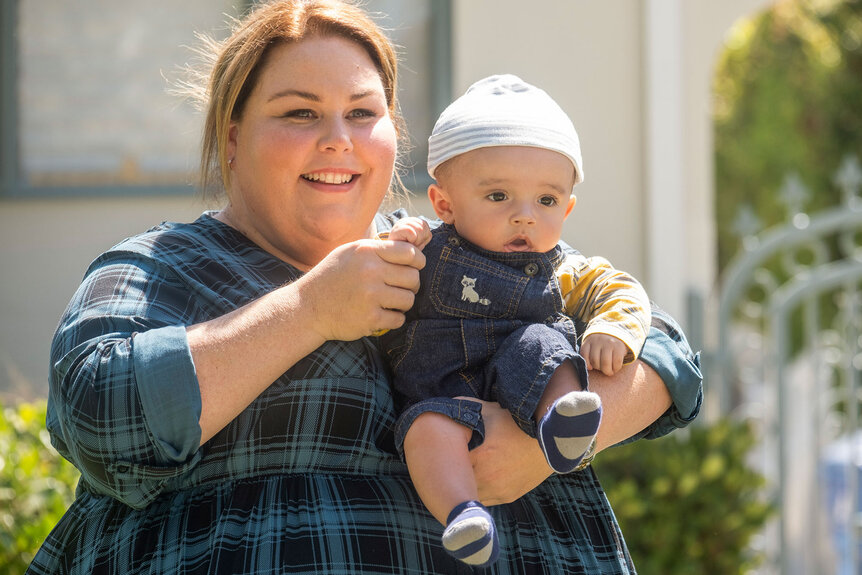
[{"x1": 186, "y1": 0, "x2": 405, "y2": 201}]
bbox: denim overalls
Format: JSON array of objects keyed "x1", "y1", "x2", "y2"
[{"x1": 379, "y1": 223, "x2": 589, "y2": 456}]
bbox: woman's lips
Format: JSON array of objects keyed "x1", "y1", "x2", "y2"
[
  {"x1": 301, "y1": 171, "x2": 355, "y2": 184},
  {"x1": 300, "y1": 171, "x2": 359, "y2": 192}
]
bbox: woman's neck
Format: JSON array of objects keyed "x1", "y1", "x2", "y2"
[{"x1": 213, "y1": 208, "x2": 377, "y2": 272}]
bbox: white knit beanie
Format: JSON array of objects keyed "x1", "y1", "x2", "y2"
[{"x1": 427, "y1": 74, "x2": 583, "y2": 187}]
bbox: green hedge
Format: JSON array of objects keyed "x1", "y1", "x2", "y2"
[
  {"x1": 0, "y1": 401, "x2": 79, "y2": 574},
  {"x1": 593, "y1": 419, "x2": 774, "y2": 575},
  {"x1": 1, "y1": 402, "x2": 771, "y2": 573}
]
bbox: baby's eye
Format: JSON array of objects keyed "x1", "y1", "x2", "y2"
[
  {"x1": 539, "y1": 195, "x2": 558, "y2": 207},
  {"x1": 487, "y1": 191, "x2": 507, "y2": 202}
]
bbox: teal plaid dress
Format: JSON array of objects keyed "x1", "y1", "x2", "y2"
[{"x1": 28, "y1": 212, "x2": 702, "y2": 574}]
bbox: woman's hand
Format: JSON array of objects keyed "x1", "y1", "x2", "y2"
[
  {"x1": 191, "y1": 234, "x2": 426, "y2": 445},
  {"x1": 461, "y1": 359, "x2": 673, "y2": 506},
  {"x1": 301, "y1": 237, "x2": 427, "y2": 342},
  {"x1": 462, "y1": 397, "x2": 553, "y2": 506}
]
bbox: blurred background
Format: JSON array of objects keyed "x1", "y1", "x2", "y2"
[{"x1": 0, "y1": 1, "x2": 860, "y2": 573}]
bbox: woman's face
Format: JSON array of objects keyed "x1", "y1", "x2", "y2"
[{"x1": 222, "y1": 35, "x2": 397, "y2": 270}]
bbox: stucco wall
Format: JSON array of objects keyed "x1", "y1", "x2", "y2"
[
  {"x1": 453, "y1": 0, "x2": 775, "y2": 325},
  {"x1": 0, "y1": 0, "x2": 780, "y2": 400},
  {"x1": 451, "y1": 1, "x2": 646, "y2": 284},
  {"x1": 0, "y1": 197, "x2": 205, "y2": 398},
  {"x1": 680, "y1": 0, "x2": 776, "y2": 299}
]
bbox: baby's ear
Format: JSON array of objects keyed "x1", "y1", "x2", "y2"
[
  {"x1": 428, "y1": 184, "x2": 456, "y2": 223},
  {"x1": 564, "y1": 195, "x2": 577, "y2": 218}
]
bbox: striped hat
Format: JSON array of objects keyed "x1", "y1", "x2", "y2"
[{"x1": 427, "y1": 74, "x2": 583, "y2": 187}]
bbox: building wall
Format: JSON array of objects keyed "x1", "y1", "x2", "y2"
[
  {"x1": 0, "y1": 0, "x2": 779, "y2": 399},
  {"x1": 17, "y1": 0, "x2": 233, "y2": 187},
  {"x1": 452, "y1": 1, "x2": 646, "y2": 284},
  {"x1": 679, "y1": 0, "x2": 776, "y2": 331},
  {"x1": 0, "y1": 197, "x2": 206, "y2": 399},
  {"x1": 454, "y1": 0, "x2": 775, "y2": 326}
]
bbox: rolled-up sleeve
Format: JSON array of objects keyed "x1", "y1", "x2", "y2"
[
  {"x1": 557, "y1": 243, "x2": 703, "y2": 444},
  {"x1": 133, "y1": 326, "x2": 202, "y2": 462},
  {"x1": 619, "y1": 305, "x2": 703, "y2": 445},
  {"x1": 47, "y1": 253, "x2": 203, "y2": 509}
]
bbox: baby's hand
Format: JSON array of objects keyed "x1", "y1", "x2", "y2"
[
  {"x1": 580, "y1": 333, "x2": 629, "y2": 376},
  {"x1": 386, "y1": 217, "x2": 431, "y2": 250}
]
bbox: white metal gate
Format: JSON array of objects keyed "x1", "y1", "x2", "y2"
[{"x1": 709, "y1": 155, "x2": 862, "y2": 574}]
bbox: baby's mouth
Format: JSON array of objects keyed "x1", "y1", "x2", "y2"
[
  {"x1": 504, "y1": 237, "x2": 532, "y2": 252},
  {"x1": 301, "y1": 172, "x2": 355, "y2": 184}
]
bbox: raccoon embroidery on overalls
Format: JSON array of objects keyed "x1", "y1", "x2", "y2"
[{"x1": 460, "y1": 276, "x2": 491, "y2": 306}]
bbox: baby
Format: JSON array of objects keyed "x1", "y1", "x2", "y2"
[{"x1": 379, "y1": 74, "x2": 651, "y2": 568}]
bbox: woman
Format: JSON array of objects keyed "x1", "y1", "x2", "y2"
[{"x1": 28, "y1": 1, "x2": 702, "y2": 573}]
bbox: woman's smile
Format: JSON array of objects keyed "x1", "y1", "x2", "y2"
[{"x1": 300, "y1": 170, "x2": 357, "y2": 185}]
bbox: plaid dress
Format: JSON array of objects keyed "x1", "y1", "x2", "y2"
[{"x1": 28, "y1": 211, "x2": 702, "y2": 574}]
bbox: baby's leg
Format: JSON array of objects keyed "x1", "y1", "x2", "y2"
[
  {"x1": 403, "y1": 411, "x2": 499, "y2": 567},
  {"x1": 535, "y1": 360, "x2": 602, "y2": 473}
]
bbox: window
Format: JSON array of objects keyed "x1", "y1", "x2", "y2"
[
  {"x1": 3, "y1": 1, "x2": 243, "y2": 197},
  {"x1": 366, "y1": 0, "x2": 451, "y2": 192},
  {"x1": 0, "y1": 0, "x2": 449, "y2": 198}
]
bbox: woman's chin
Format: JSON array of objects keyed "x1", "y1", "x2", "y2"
[{"x1": 302, "y1": 212, "x2": 372, "y2": 244}]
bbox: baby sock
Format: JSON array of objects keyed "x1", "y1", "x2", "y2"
[
  {"x1": 441, "y1": 500, "x2": 499, "y2": 568},
  {"x1": 537, "y1": 390, "x2": 602, "y2": 474}
]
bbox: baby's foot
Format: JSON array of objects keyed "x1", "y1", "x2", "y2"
[
  {"x1": 442, "y1": 500, "x2": 499, "y2": 567},
  {"x1": 537, "y1": 391, "x2": 602, "y2": 473}
]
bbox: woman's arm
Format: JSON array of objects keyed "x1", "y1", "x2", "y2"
[
  {"x1": 190, "y1": 238, "x2": 426, "y2": 444},
  {"x1": 468, "y1": 359, "x2": 670, "y2": 506},
  {"x1": 49, "y1": 235, "x2": 425, "y2": 507},
  {"x1": 469, "y1": 307, "x2": 703, "y2": 506}
]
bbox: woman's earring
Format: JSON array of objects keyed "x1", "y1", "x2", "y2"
[{"x1": 228, "y1": 158, "x2": 235, "y2": 169}]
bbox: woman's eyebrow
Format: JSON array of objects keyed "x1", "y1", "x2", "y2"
[
  {"x1": 267, "y1": 88, "x2": 378, "y2": 103},
  {"x1": 349, "y1": 90, "x2": 378, "y2": 102},
  {"x1": 267, "y1": 89, "x2": 319, "y2": 103}
]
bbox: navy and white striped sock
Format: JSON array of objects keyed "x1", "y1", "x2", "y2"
[
  {"x1": 537, "y1": 391, "x2": 602, "y2": 473},
  {"x1": 442, "y1": 500, "x2": 499, "y2": 567}
]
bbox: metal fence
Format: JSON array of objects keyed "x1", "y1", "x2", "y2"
[{"x1": 706, "y1": 155, "x2": 862, "y2": 574}]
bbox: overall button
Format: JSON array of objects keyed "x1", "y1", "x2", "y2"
[
  {"x1": 524, "y1": 262, "x2": 539, "y2": 276},
  {"x1": 448, "y1": 236, "x2": 461, "y2": 247}
]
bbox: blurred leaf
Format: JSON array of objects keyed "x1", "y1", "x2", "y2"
[
  {"x1": 714, "y1": 0, "x2": 862, "y2": 271},
  {"x1": 0, "y1": 400, "x2": 79, "y2": 575},
  {"x1": 594, "y1": 419, "x2": 775, "y2": 575}
]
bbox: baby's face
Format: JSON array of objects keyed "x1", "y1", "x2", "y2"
[{"x1": 430, "y1": 146, "x2": 576, "y2": 253}]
